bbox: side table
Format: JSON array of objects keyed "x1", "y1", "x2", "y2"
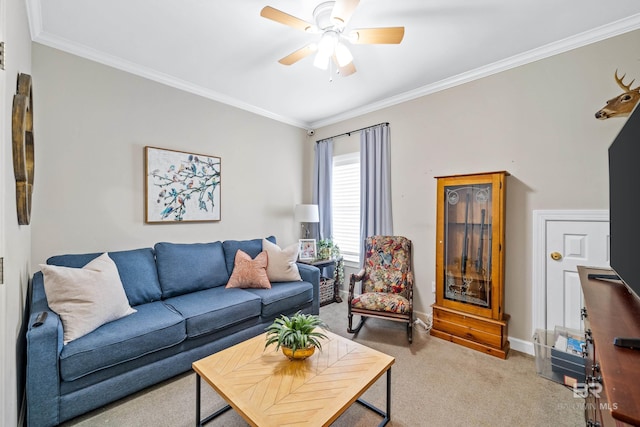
[{"x1": 298, "y1": 256, "x2": 343, "y2": 306}]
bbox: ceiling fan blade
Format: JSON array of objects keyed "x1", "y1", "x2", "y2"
[
  {"x1": 260, "y1": 6, "x2": 314, "y2": 32},
  {"x1": 332, "y1": 55, "x2": 357, "y2": 77},
  {"x1": 350, "y1": 27, "x2": 405, "y2": 44},
  {"x1": 279, "y1": 44, "x2": 317, "y2": 66},
  {"x1": 330, "y1": 0, "x2": 360, "y2": 26}
]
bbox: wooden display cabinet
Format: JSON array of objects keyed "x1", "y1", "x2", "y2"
[{"x1": 431, "y1": 171, "x2": 510, "y2": 359}]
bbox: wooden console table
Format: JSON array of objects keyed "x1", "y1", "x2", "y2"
[
  {"x1": 579, "y1": 266, "x2": 640, "y2": 426},
  {"x1": 298, "y1": 257, "x2": 343, "y2": 305}
]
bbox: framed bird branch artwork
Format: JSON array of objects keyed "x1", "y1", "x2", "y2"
[{"x1": 144, "y1": 146, "x2": 221, "y2": 223}]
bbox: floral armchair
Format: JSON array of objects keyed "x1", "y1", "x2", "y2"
[{"x1": 348, "y1": 235, "x2": 414, "y2": 343}]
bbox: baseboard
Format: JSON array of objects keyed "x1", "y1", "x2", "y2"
[{"x1": 509, "y1": 336, "x2": 534, "y2": 356}]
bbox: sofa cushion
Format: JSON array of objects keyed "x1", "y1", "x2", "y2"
[
  {"x1": 47, "y1": 248, "x2": 162, "y2": 306},
  {"x1": 222, "y1": 236, "x2": 275, "y2": 276},
  {"x1": 59, "y1": 301, "x2": 186, "y2": 382},
  {"x1": 226, "y1": 250, "x2": 271, "y2": 289},
  {"x1": 164, "y1": 286, "x2": 261, "y2": 338},
  {"x1": 41, "y1": 253, "x2": 137, "y2": 345},
  {"x1": 244, "y1": 281, "x2": 313, "y2": 318},
  {"x1": 155, "y1": 241, "x2": 229, "y2": 298},
  {"x1": 262, "y1": 238, "x2": 302, "y2": 282}
]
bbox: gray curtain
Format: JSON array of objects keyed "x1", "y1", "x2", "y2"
[
  {"x1": 360, "y1": 124, "x2": 393, "y2": 263},
  {"x1": 312, "y1": 139, "x2": 333, "y2": 241}
]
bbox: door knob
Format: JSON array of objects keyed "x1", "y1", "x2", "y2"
[{"x1": 550, "y1": 251, "x2": 562, "y2": 261}]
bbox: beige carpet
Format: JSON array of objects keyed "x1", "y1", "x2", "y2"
[{"x1": 61, "y1": 302, "x2": 584, "y2": 426}]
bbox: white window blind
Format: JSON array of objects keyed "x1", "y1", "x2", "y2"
[{"x1": 332, "y1": 153, "x2": 360, "y2": 263}]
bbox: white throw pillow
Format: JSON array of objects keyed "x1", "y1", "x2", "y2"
[
  {"x1": 262, "y1": 238, "x2": 302, "y2": 282},
  {"x1": 40, "y1": 253, "x2": 136, "y2": 344}
]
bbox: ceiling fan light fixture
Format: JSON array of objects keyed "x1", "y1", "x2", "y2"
[
  {"x1": 317, "y1": 31, "x2": 338, "y2": 57},
  {"x1": 261, "y1": 0, "x2": 402, "y2": 78},
  {"x1": 313, "y1": 51, "x2": 330, "y2": 70},
  {"x1": 334, "y1": 42, "x2": 353, "y2": 67},
  {"x1": 314, "y1": 30, "x2": 341, "y2": 70}
]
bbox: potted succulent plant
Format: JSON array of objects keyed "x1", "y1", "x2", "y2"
[{"x1": 264, "y1": 311, "x2": 329, "y2": 360}]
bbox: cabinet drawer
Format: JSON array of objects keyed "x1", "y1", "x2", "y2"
[{"x1": 433, "y1": 307, "x2": 507, "y2": 348}]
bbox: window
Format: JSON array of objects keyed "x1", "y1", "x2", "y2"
[{"x1": 332, "y1": 153, "x2": 360, "y2": 263}]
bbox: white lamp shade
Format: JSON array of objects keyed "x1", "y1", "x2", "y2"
[{"x1": 295, "y1": 204, "x2": 319, "y2": 223}]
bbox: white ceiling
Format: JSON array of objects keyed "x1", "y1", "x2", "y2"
[{"x1": 26, "y1": 0, "x2": 640, "y2": 129}]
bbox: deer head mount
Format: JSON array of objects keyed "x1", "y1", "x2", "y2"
[{"x1": 595, "y1": 70, "x2": 640, "y2": 119}]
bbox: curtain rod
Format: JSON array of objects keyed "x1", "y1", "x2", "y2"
[{"x1": 316, "y1": 122, "x2": 389, "y2": 143}]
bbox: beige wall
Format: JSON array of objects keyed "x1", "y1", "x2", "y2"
[
  {"x1": 1, "y1": 0, "x2": 33, "y2": 425},
  {"x1": 30, "y1": 44, "x2": 309, "y2": 267},
  {"x1": 312, "y1": 29, "x2": 640, "y2": 344},
  {"x1": 3, "y1": 21, "x2": 637, "y2": 424}
]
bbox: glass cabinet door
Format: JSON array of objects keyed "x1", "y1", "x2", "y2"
[
  {"x1": 443, "y1": 183, "x2": 492, "y2": 309},
  {"x1": 435, "y1": 171, "x2": 507, "y2": 320}
]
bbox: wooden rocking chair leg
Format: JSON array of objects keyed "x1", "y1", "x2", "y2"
[
  {"x1": 407, "y1": 321, "x2": 413, "y2": 344},
  {"x1": 348, "y1": 313, "x2": 366, "y2": 334}
]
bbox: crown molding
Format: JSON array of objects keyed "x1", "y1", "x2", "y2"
[
  {"x1": 25, "y1": 0, "x2": 43, "y2": 41},
  {"x1": 34, "y1": 32, "x2": 309, "y2": 129},
  {"x1": 26, "y1": 4, "x2": 309, "y2": 129},
  {"x1": 24, "y1": 1, "x2": 640, "y2": 130},
  {"x1": 309, "y1": 13, "x2": 640, "y2": 129}
]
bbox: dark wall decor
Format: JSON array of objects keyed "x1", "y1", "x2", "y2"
[
  {"x1": 12, "y1": 73, "x2": 34, "y2": 225},
  {"x1": 145, "y1": 146, "x2": 221, "y2": 223}
]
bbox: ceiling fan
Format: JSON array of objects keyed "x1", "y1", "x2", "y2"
[{"x1": 260, "y1": 0, "x2": 404, "y2": 77}]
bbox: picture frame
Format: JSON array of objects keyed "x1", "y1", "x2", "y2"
[
  {"x1": 298, "y1": 239, "x2": 317, "y2": 261},
  {"x1": 145, "y1": 146, "x2": 221, "y2": 223}
]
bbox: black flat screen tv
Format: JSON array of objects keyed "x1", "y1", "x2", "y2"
[{"x1": 608, "y1": 104, "x2": 640, "y2": 348}]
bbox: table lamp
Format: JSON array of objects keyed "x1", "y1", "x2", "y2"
[{"x1": 294, "y1": 204, "x2": 319, "y2": 238}]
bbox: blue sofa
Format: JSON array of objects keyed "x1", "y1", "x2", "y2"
[{"x1": 25, "y1": 237, "x2": 320, "y2": 427}]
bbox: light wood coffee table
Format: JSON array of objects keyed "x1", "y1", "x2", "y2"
[{"x1": 192, "y1": 330, "x2": 394, "y2": 426}]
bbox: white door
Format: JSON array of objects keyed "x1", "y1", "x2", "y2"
[{"x1": 546, "y1": 220, "x2": 610, "y2": 331}]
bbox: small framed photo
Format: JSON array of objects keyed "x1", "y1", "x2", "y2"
[{"x1": 298, "y1": 239, "x2": 317, "y2": 261}]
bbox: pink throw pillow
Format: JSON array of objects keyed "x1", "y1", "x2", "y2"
[{"x1": 226, "y1": 250, "x2": 271, "y2": 289}]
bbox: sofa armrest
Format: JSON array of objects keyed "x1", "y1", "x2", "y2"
[
  {"x1": 26, "y1": 272, "x2": 63, "y2": 427},
  {"x1": 296, "y1": 263, "x2": 321, "y2": 315}
]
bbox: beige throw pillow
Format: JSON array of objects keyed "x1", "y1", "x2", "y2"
[
  {"x1": 262, "y1": 238, "x2": 302, "y2": 282},
  {"x1": 225, "y1": 250, "x2": 271, "y2": 289},
  {"x1": 41, "y1": 253, "x2": 136, "y2": 344}
]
